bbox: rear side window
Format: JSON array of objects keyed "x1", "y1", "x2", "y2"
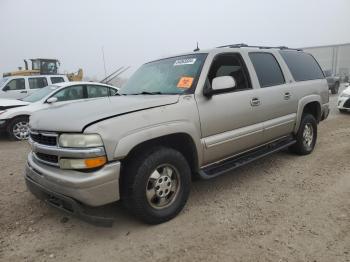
[
  {"x1": 51, "y1": 77, "x2": 65, "y2": 84},
  {"x1": 87, "y1": 85, "x2": 110, "y2": 98},
  {"x1": 249, "y1": 52, "x2": 285, "y2": 87},
  {"x1": 279, "y1": 51, "x2": 324, "y2": 81},
  {"x1": 29, "y1": 77, "x2": 48, "y2": 89}
]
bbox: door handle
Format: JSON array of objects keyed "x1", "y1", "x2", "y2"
[
  {"x1": 284, "y1": 92, "x2": 291, "y2": 100},
  {"x1": 20, "y1": 90, "x2": 28, "y2": 93},
  {"x1": 250, "y1": 97, "x2": 261, "y2": 107}
]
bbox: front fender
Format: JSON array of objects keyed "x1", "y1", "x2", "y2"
[{"x1": 113, "y1": 120, "x2": 203, "y2": 165}]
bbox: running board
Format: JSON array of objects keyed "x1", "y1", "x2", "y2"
[{"x1": 198, "y1": 137, "x2": 296, "y2": 179}]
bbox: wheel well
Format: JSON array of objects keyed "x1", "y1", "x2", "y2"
[
  {"x1": 303, "y1": 102, "x2": 321, "y2": 122},
  {"x1": 11, "y1": 115, "x2": 30, "y2": 121},
  {"x1": 123, "y1": 133, "x2": 199, "y2": 174}
]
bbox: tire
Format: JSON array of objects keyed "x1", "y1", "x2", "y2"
[
  {"x1": 7, "y1": 116, "x2": 30, "y2": 141},
  {"x1": 331, "y1": 82, "x2": 339, "y2": 94},
  {"x1": 121, "y1": 147, "x2": 191, "y2": 224},
  {"x1": 290, "y1": 114, "x2": 317, "y2": 155}
]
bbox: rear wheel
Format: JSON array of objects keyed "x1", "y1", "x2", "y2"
[
  {"x1": 7, "y1": 116, "x2": 30, "y2": 141},
  {"x1": 290, "y1": 114, "x2": 317, "y2": 155},
  {"x1": 121, "y1": 147, "x2": 191, "y2": 224}
]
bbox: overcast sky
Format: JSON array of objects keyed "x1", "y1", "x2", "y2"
[{"x1": 1, "y1": 0, "x2": 349, "y2": 80}]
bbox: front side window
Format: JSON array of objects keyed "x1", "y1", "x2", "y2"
[
  {"x1": 87, "y1": 85, "x2": 109, "y2": 98},
  {"x1": 279, "y1": 51, "x2": 324, "y2": 82},
  {"x1": 22, "y1": 85, "x2": 59, "y2": 102},
  {"x1": 120, "y1": 54, "x2": 207, "y2": 95},
  {"x1": 207, "y1": 53, "x2": 251, "y2": 91},
  {"x1": 249, "y1": 52, "x2": 285, "y2": 88},
  {"x1": 52, "y1": 85, "x2": 85, "y2": 102},
  {"x1": 5, "y1": 78, "x2": 25, "y2": 90},
  {"x1": 51, "y1": 77, "x2": 65, "y2": 84},
  {"x1": 29, "y1": 77, "x2": 48, "y2": 89}
]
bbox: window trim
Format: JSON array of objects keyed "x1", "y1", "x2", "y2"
[
  {"x1": 248, "y1": 52, "x2": 286, "y2": 88},
  {"x1": 205, "y1": 52, "x2": 253, "y2": 95}
]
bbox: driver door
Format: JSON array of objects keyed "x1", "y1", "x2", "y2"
[
  {"x1": 196, "y1": 53, "x2": 264, "y2": 165},
  {"x1": 1, "y1": 78, "x2": 28, "y2": 99}
]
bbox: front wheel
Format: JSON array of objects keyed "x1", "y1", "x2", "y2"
[
  {"x1": 122, "y1": 147, "x2": 191, "y2": 224},
  {"x1": 290, "y1": 114, "x2": 317, "y2": 155},
  {"x1": 7, "y1": 116, "x2": 30, "y2": 141}
]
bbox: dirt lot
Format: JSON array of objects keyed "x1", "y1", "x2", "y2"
[{"x1": 0, "y1": 89, "x2": 349, "y2": 262}]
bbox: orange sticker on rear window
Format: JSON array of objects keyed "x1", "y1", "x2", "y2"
[{"x1": 177, "y1": 77, "x2": 194, "y2": 89}]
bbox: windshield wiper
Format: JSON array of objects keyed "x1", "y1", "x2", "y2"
[{"x1": 128, "y1": 91, "x2": 164, "y2": 95}]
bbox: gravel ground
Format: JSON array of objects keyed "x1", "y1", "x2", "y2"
[{"x1": 0, "y1": 87, "x2": 349, "y2": 262}]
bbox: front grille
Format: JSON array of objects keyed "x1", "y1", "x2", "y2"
[
  {"x1": 343, "y1": 99, "x2": 350, "y2": 108},
  {"x1": 35, "y1": 152, "x2": 58, "y2": 164},
  {"x1": 30, "y1": 132, "x2": 57, "y2": 146}
]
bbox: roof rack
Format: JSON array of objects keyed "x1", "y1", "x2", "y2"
[{"x1": 217, "y1": 43, "x2": 302, "y2": 51}]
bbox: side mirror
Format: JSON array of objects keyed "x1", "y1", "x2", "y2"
[
  {"x1": 212, "y1": 76, "x2": 236, "y2": 91},
  {"x1": 3, "y1": 86, "x2": 10, "y2": 91},
  {"x1": 46, "y1": 97, "x2": 58, "y2": 104},
  {"x1": 204, "y1": 76, "x2": 236, "y2": 97}
]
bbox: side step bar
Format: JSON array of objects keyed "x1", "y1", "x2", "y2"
[{"x1": 198, "y1": 137, "x2": 296, "y2": 179}]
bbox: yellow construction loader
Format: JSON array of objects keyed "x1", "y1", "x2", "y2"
[{"x1": 3, "y1": 58, "x2": 83, "y2": 81}]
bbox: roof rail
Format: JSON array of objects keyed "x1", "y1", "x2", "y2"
[{"x1": 217, "y1": 44, "x2": 302, "y2": 51}]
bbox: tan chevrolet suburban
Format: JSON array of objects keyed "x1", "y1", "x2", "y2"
[{"x1": 25, "y1": 44, "x2": 329, "y2": 226}]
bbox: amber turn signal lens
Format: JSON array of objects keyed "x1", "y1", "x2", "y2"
[{"x1": 84, "y1": 156, "x2": 107, "y2": 169}]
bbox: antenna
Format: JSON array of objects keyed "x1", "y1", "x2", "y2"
[
  {"x1": 101, "y1": 46, "x2": 107, "y2": 77},
  {"x1": 194, "y1": 42, "x2": 200, "y2": 52}
]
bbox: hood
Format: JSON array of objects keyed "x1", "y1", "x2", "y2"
[
  {"x1": 342, "y1": 86, "x2": 350, "y2": 96},
  {"x1": 0, "y1": 98, "x2": 30, "y2": 110},
  {"x1": 30, "y1": 95, "x2": 180, "y2": 132}
]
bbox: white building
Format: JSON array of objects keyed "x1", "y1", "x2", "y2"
[{"x1": 303, "y1": 43, "x2": 350, "y2": 78}]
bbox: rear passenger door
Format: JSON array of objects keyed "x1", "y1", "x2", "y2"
[{"x1": 248, "y1": 52, "x2": 296, "y2": 142}]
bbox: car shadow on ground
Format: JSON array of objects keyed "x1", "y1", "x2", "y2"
[
  {"x1": 0, "y1": 132, "x2": 10, "y2": 141},
  {"x1": 50, "y1": 151, "x2": 291, "y2": 232}
]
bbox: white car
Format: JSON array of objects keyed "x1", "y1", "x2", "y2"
[
  {"x1": 0, "y1": 75, "x2": 69, "y2": 99},
  {"x1": 0, "y1": 82, "x2": 119, "y2": 140},
  {"x1": 337, "y1": 84, "x2": 350, "y2": 113}
]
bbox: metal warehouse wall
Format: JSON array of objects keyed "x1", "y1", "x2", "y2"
[{"x1": 303, "y1": 43, "x2": 350, "y2": 77}]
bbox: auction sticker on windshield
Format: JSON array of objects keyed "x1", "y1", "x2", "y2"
[
  {"x1": 177, "y1": 77, "x2": 194, "y2": 89},
  {"x1": 174, "y1": 58, "x2": 197, "y2": 66}
]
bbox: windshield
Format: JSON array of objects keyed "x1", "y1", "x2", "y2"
[
  {"x1": 22, "y1": 85, "x2": 59, "y2": 102},
  {"x1": 0, "y1": 77, "x2": 8, "y2": 87},
  {"x1": 119, "y1": 53, "x2": 207, "y2": 95}
]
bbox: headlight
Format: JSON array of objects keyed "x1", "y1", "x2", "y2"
[
  {"x1": 0, "y1": 110, "x2": 6, "y2": 115},
  {"x1": 59, "y1": 156, "x2": 107, "y2": 169},
  {"x1": 340, "y1": 93, "x2": 350, "y2": 98},
  {"x1": 59, "y1": 134, "x2": 104, "y2": 148}
]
